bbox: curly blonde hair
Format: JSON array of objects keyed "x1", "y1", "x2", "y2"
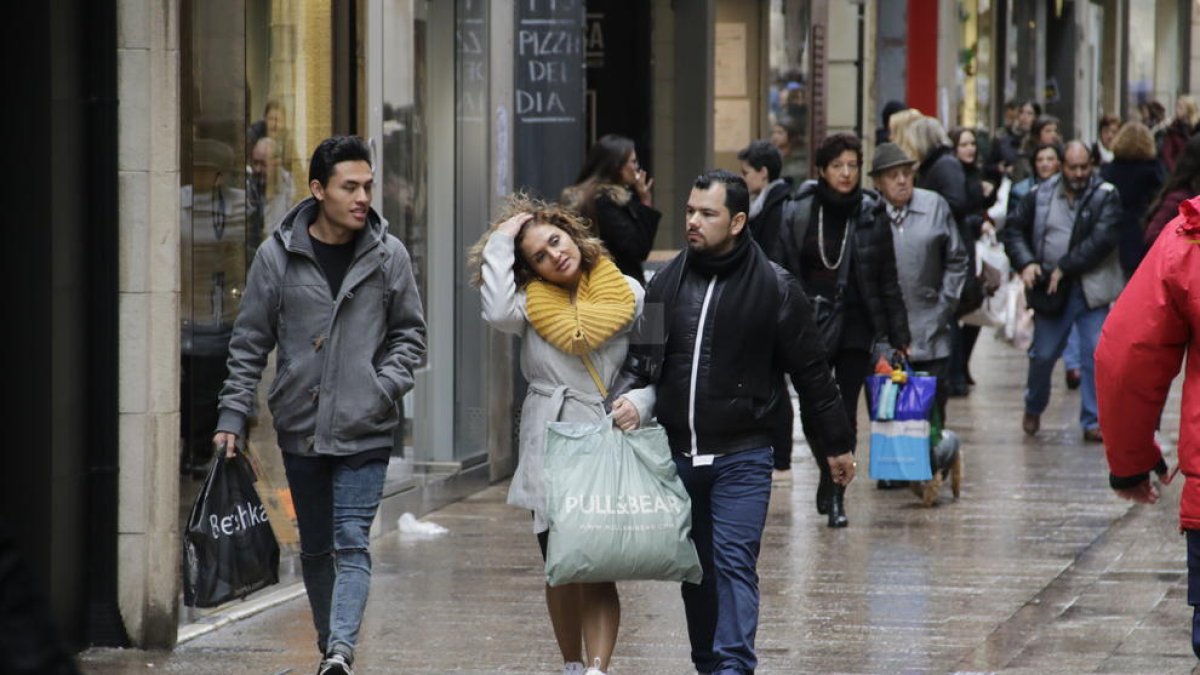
[{"x1": 467, "y1": 193, "x2": 611, "y2": 289}]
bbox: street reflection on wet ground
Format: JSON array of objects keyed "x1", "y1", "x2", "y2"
[{"x1": 81, "y1": 335, "x2": 1197, "y2": 673}]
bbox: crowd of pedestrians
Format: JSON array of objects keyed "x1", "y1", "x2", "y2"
[{"x1": 208, "y1": 85, "x2": 1200, "y2": 673}]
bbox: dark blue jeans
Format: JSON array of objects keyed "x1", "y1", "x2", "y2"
[
  {"x1": 282, "y1": 453, "x2": 387, "y2": 661},
  {"x1": 674, "y1": 447, "x2": 774, "y2": 675}
]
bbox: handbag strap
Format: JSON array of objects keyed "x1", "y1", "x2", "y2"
[{"x1": 580, "y1": 354, "x2": 609, "y2": 399}]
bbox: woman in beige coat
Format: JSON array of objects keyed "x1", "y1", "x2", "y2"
[{"x1": 470, "y1": 196, "x2": 652, "y2": 675}]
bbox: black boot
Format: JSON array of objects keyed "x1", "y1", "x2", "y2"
[
  {"x1": 815, "y1": 472, "x2": 832, "y2": 515},
  {"x1": 827, "y1": 485, "x2": 848, "y2": 528}
]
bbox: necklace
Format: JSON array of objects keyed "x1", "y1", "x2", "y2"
[{"x1": 816, "y1": 206, "x2": 849, "y2": 270}]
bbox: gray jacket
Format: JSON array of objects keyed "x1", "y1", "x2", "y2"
[
  {"x1": 217, "y1": 197, "x2": 427, "y2": 456},
  {"x1": 887, "y1": 188, "x2": 969, "y2": 361},
  {"x1": 1003, "y1": 173, "x2": 1125, "y2": 309}
]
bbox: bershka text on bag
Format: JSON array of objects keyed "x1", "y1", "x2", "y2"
[{"x1": 209, "y1": 500, "x2": 270, "y2": 539}]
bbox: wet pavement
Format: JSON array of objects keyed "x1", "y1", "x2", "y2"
[{"x1": 80, "y1": 333, "x2": 1197, "y2": 674}]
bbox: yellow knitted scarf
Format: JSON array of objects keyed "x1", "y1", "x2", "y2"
[{"x1": 525, "y1": 256, "x2": 635, "y2": 356}]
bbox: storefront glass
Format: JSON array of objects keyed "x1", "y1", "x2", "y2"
[
  {"x1": 454, "y1": 0, "x2": 491, "y2": 464},
  {"x1": 768, "y1": 0, "x2": 811, "y2": 178}
]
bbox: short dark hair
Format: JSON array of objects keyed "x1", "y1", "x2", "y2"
[
  {"x1": 1021, "y1": 100, "x2": 1043, "y2": 116},
  {"x1": 308, "y1": 136, "x2": 372, "y2": 186},
  {"x1": 693, "y1": 170, "x2": 749, "y2": 219},
  {"x1": 814, "y1": 132, "x2": 863, "y2": 170},
  {"x1": 1033, "y1": 141, "x2": 1065, "y2": 164},
  {"x1": 736, "y1": 140, "x2": 782, "y2": 181}
]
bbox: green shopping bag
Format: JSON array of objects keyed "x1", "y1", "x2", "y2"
[{"x1": 543, "y1": 417, "x2": 702, "y2": 586}]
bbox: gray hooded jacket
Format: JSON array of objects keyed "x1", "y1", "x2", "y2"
[{"x1": 216, "y1": 197, "x2": 427, "y2": 456}]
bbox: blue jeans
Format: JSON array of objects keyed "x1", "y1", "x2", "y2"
[
  {"x1": 1025, "y1": 285, "x2": 1108, "y2": 431},
  {"x1": 674, "y1": 447, "x2": 773, "y2": 675},
  {"x1": 282, "y1": 454, "x2": 387, "y2": 660},
  {"x1": 1063, "y1": 325, "x2": 1081, "y2": 371}
]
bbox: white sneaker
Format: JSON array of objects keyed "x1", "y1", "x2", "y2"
[
  {"x1": 583, "y1": 657, "x2": 607, "y2": 675},
  {"x1": 562, "y1": 662, "x2": 585, "y2": 675}
]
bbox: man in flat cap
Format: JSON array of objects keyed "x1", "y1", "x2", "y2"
[{"x1": 870, "y1": 142, "x2": 968, "y2": 439}]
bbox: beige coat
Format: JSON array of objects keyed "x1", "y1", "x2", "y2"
[{"x1": 480, "y1": 232, "x2": 652, "y2": 532}]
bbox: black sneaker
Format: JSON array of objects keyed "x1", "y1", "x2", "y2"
[{"x1": 317, "y1": 653, "x2": 353, "y2": 675}]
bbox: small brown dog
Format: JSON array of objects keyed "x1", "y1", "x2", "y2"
[{"x1": 910, "y1": 429, "x2": 963, "y2": 506}]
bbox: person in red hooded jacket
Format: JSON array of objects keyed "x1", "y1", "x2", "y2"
[{"x1": 1096, "y1": 194, "x2": 1200, "y2": 657}]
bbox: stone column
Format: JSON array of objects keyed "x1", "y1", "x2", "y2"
[{"x1": 116, "y1": 0, "x2": 182, "y2": 648}]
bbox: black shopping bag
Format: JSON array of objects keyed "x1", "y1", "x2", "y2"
[{"x1": 183, "y1": 453, "x2": 280, "y2": 608}]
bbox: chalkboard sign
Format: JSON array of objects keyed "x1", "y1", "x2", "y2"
[{"x1": 513, "y1": 0, "x2": 586, "y2": 199}]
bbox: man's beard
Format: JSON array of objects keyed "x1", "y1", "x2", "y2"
[{"x1": 1067, "y1": 177, "x2": 1090, "y2": 193}]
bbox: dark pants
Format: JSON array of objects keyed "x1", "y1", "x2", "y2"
[
  {"x1": 801, "y1": 348, "x2": 873, "y2": 477},
  {"x1": 674, "y1": 448, "x2": 774, "y2": 675},
  {"x1": 948, "y1": 321, "x2": 981, "y2": 389},
  {"x1": 770, "y1": 396, "x2": 794, "y2": 471}
]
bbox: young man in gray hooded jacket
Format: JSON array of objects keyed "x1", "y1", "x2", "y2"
[{"x1": 213, "y1": 136, "x2": 426, "y2": 675}]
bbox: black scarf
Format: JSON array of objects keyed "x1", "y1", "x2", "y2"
[
  {"x1": 812, "y1": 180, "x2": 862, "y2": 237},
  {"x1": 657, "y1": 234, "x2": 780, "y2": 396}
]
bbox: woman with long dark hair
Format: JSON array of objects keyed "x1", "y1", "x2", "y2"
[
  {"x1": 947, "y1": 126, "x2": 996, "y2": 390},
  {"x1": 1144, "y1": 134, "x2": 1200, "y2": 246},
  {"x1": 769, "y1": 133, "x2": 911, "y2": 527},
  {"x1": 561, "y1": 134, "x2": 660, "y2": 286}
]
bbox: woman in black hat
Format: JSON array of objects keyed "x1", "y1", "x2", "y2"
[{"x1": 768, "y1": 133, "x2": 911, "y2": 527}]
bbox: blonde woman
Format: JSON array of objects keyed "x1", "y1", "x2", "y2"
[
  {"x1": 469, "y1": 196, "x2": 650, "y2": 675},
  {"x1": 1162, "y1": 95, "x2": 1200, "y2": 172},
  {"x1": 901, "y1": 116, "x2": 969, "y2": 226},
  {"x1": 1100, "y1": 122, "x2": 1165, "y2": 275},
  {"x1": 887, "y1": 108, "x2": 924, "y2": 160}
]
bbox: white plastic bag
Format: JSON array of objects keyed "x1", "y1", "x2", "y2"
[
  {"x1": 962, "y1": 233, "x2": 1011, "y2": 327},
  {"x1": 987, "y1": 176, "x2": 1012, "y2": 230},
  {"x1": 397, "y1": 512, "x2": 449, "y2": 537}
]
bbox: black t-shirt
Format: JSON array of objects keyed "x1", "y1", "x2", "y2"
[{"x1": 309, "y1": 230, "x2": 358, "y2": 298}]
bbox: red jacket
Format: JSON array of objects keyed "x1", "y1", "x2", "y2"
[{"x1": 1097, "y1": 195, "x2": 1200, "y2": 529}]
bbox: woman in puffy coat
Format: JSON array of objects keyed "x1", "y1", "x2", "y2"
[
  {"x1": 1097, "y1": 194, "x2": 1200, "y2": 659},
  {"x1": 562, "y1": 134, "x2": 661, "y2": 286},
  {"x1": 769, "y1": 133, "x2": 911, "y2": 527},
  {"x1": 1099, "y1": 122, "x2": 1164, "y2": 276}
]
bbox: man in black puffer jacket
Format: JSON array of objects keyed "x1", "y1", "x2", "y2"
[{"x1": 609, "y1": 170, "x2": 854, "y2": 675}]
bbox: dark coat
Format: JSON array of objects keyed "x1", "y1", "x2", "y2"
[
  {"x1": 917, "y1": 146, "x2": 969, "y2": 226},
  {"x1": 769, "y1": 181, "x2": 911, "y2": 350},
  {"x1": 1100, "y1": 159, "x2": 1165, "y2": 273},
  {"x1": 1144, "y1": 188, "x2": 1195, "y2": 247},
  {"x1": 747, "y1": 179, "x2": 792, "y2": 253},
  {"x1": 1003, "y1": 173, "x2": 1125, "y2": 310},
  {"x1": 609, "y1": 243, "x2": 854, "y2": 458},
  {"x1": 562, "y1": 183, "x2": 661, "y2": 285}
]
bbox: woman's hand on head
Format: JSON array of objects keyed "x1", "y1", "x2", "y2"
[{"x1": 497, "y1": 212, "x2": 534, "y2": 238}]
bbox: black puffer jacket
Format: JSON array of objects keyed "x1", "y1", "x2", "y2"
[
  {"x1": 917, "y1": 145, "x2": 969, "y2": 226},
  {"x1": 609, "y1": 240, "x2": 853, "y2": 458},
  {"x1": 769, "y1": 181, "x2": 911, "y2": 349}
]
